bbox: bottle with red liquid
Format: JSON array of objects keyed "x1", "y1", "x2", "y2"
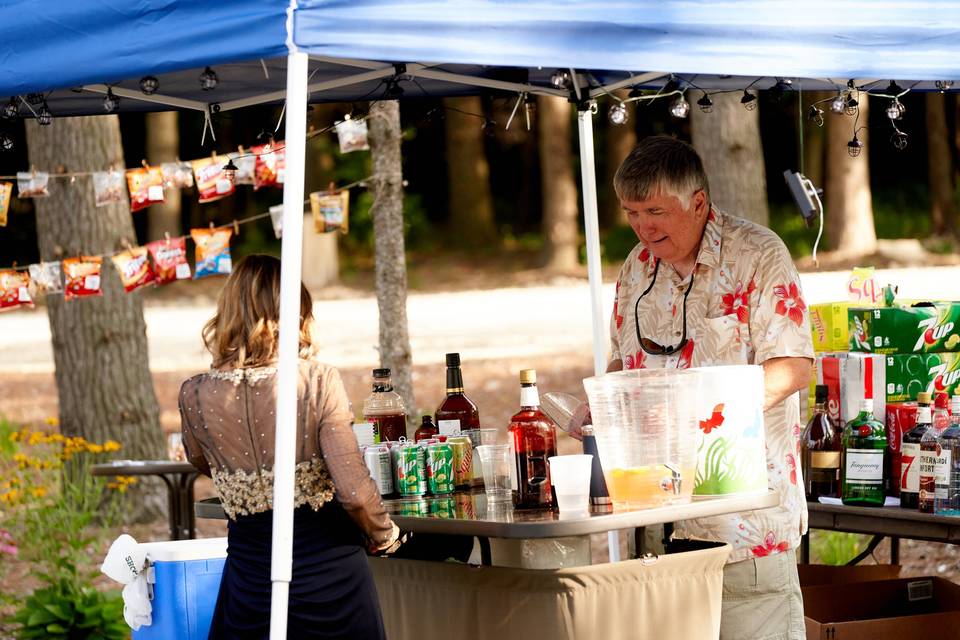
[
  {"x1": 434, "y1": 353, "x2": 480, "y2": 436},
  {"x1": 414, "y1": 415, "x2": 438, "y2": 442},
  {"x1": 362, "y1": 368, "x2": 408, "y2": 442},
  {"x1": 900, "y1": 392, "x2": 932, "y2": 509},
  {"x1": 508, "y1": 369, "x2": 558, "y2": 509},
  {"x1": 802, "y1": 385, "x2": 842, "y2": 500}
]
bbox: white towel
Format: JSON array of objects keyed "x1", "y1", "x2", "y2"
[{"x1": 100, "y1": 534, "x2": 153, "y2": 630}]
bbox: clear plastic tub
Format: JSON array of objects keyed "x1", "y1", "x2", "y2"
[{"x1": 583, "y1": 369, "x2": 700, "y2": 509}]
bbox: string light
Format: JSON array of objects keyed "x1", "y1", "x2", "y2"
[
  {"x1": 199, "y1": 66, "x2": 219, "y2": 91},
  {"x1": 847, "y1": 134, "x2": 863, "y2": 158},
  {"x1": 2, "y1": 99, "x2": 17, "y2": 120},
  {"x1": 26, "y1": 93, "x2": 44, "y2": 106},
  {"x1": 768, "y1": 78, "x2": 793, "y2": 102},
  {"x1": 935, "y1": 80, "x2": 954, "y2": 92},
  {"x1": 891, "y1": 129, "x2": 909, "y2": 150},
  {"x1": 740, "y1": 90, "x2": 757, "y2": 111},
  {"x1": 844, "y1": 94, "x2": 858, "y2": 116},
  {"x1": 221, "y1": 158, "x2": 239, "y2": 183},
  {"x1": 886, "y1": 99, "x2": 905, "y2": 120},
  {"x1": 807, "y1": 105, "x2": 824, "y2": 127},
  {"x1": 139, "y1": 76, "x2": 159, "y2": 95},
  {"x1": 481, "y1": 119, "x2": 497, "y2": 138},
  {"x1": 669, "y1": 94, "x2": 690, "y2": 118},
  {"x1": 608, "y1": 102, "x2": 628, "y2": 125},
  {"x1": 830, "y1": 94, "x2": 846, "y2": 114},
  {"x1": 696, "y1": 94, "x2": 714, "y2": 113},
  {"x1": 0, "y1": 133, "x2": 13, "y2": 152},
  {"x1": 36, "y1": 103, "x2": 53, "y2": 126},
  {"x1": 102, "y1": 88, "x2": 119, "y2": 113},
  {"x1": 550, "y1": 70, "x2": 571, "y2": 89}
]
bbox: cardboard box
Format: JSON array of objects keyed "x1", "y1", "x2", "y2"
[
  {"x1": 849, "y1": 303, "x2": 960, "y2": 354},
  {"x1": 803, "y1": 576, "x2": 960, "y2": 639},
  {"x1": 811, "y1": 302, "x2": 853, "y2": 353},
  {"x1": 798, "y1": 563, "x2": 901, "y2": 587}
]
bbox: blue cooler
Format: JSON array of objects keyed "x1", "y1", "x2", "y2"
[{"x1": 133, "y1": 537, "x2": 227, "y2": 640}]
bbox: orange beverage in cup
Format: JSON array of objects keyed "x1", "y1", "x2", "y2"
[{"x1": 606, "y1": 466, "x2": 695, "y2": 508}]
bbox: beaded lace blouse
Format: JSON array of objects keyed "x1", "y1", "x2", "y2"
[{"x1": 178, "y1": 359, "x2": 393, "y2": 545}]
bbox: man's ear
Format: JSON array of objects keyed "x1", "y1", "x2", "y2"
[{"x1": 692, "y1": 189, "x2": 709, "y2": 217}]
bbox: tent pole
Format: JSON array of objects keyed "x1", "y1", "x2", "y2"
[
  {"x1": 576, "y1": 104, "x2": 620, "y2": 563},
  {"x1": 269, "y1": 50, "x2": 309, "y2": 639}
]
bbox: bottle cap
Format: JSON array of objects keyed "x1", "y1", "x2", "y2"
[
  {"x1": 519, "y1": 369, "x2": 537, "y2": 384},
  {"x1": 445, "y1": 353, "x2": 461, "y2": 367},
  {"x1": 815, "y1": 385, "x2": 828, "y2": 403},
  {"x1": 373, "y1": 368, "x2": 390, "y2": 378},
  {"x1": 918, "y1": 391, "x2": 933, "y2": 405}
]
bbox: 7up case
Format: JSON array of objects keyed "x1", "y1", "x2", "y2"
[{"x1": 849, "y1": 303, "x2": 960, "y2": 354}]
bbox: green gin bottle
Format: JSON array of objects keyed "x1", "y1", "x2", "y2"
[{"x1": 841, "y1": 398, "x2": 887, "y2": 507}]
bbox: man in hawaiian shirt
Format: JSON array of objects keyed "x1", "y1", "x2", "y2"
[{"x1": 609, "y1": 136, "x2": 814, "y2": 639}]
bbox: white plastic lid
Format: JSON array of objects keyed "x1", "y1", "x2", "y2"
[{"x1": 141, "y1": 537, "x2": 227, "y2": 562}]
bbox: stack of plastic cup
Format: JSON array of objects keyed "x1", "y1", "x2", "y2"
[
  {"x1": 548, "y1": 455, "x2": 593, "y2": 514},
  {"x1": 476, "y1": 444, "x2": 512, "y2": 503}
]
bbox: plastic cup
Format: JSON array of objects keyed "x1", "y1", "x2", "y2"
[
  {"x1": 476, "y1": 444, "x2": 512, "y2": 503},
  {"x1": 548, "y1": 454, "x2": 593, "y2": 513}
]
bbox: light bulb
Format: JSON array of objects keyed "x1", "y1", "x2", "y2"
[
  {"x1": 0, "y1": 133, "x2": 13, "y2": 152},
  {"x1": 740, "y1": 90, "x2": 757, "y2": 111},
  {"x1": 199, "y1": 66, "x2": 219, "y2": 91},
  {"x1": 844, "y1": 94, "x2": 858, "y2": 116},
  {"x1": 103, "y1": 89, "x2": 119, "y2": 113},
  {"x1": 36, "y1": 103, "x2": 52, "y2": 126},
  {"x1": 608, "y1": 102, "x2": 628, "y2": 125},
  {"x1": 696, "y1": 94, "x2": 713, "y2": 113},
  {"x1": 550, "y1": 70, "x2": 571, "y2": 89},
  {"x1": 2, "y1": 99, "x2": 18, "y2": 120},
  {"x1": 847, "y1": 135, "x2": 863, "y2": 158},
  {"x1": 935, "y1": 80, "x2": 954, "y2": 92},
  {"x1": 670, "y1": 94, "x2": 690, "y2": 119},
  {"x1": 482, "y1": 119, "x2": 497, "y2": 137},
  {"x1": 139, "y1": 76, "x2": 159, "y2": 95},
  {"x1": 891, "y1": 130, "x2": 909, "y2": 150},
  {"x1": 222, "y1": 158, "x2": 239, "y2": 183},
  {"x1": 830, "y1": 94, "x2": 845, "y2": 114},
  {"x1": 886, "y1": 100, "x2": 904, "y2": 120},
  {"x1": 808, "y1": 105, "x2": 824, "y2": 127}
]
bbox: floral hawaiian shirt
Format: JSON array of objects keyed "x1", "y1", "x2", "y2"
[{"x1": 610, "y1": 208, "x2": 814, "y2": 564}]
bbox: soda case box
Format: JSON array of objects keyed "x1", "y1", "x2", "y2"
[
  {"x1": 810, "y1": 302, "x2": 853, "y2": 353},
  {"x1": 816, "y1": 354, "x2": 885, "y2": 426},
  {"x1": 849, "y1": 302, "x2": 960, "y2": 354}
]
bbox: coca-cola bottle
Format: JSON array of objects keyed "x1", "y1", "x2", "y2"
[{"x1": 508, "y1": 369, "x2": 558, "y2": 509}]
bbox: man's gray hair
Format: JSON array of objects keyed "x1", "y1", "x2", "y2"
[{"x1": 613, "y1": 135, "x2": 710, "y2": 210}]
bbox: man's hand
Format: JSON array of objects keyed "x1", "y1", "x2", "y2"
[{"x1": 762, "y1": 356, "x2": 813, "y2": 411}]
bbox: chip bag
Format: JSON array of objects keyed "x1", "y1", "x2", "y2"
[
  {"x1": 0, "y1": 182, "x2": 11, "y2": 227},
  {"x1": 252, "y1": 143, "x2": 281, "y2": 190},
  {"x1": 335, "y1": 117, "x2": 370, "y2": 153},
  {"x1": 146, "y1": 236, "x2": 191, "y2": 284},
  {"x1": 28, "y1": 262, "x2": 63, "y2": 295},
  {"x1": 17, "y1": 171, "x2": 49, "y2": 198},
  {"x1": 126, "y1": 167, "x2": 165, "y2": 212},
  {"x1": 190, "y1": 228, "x2": 233, "y2": 279},
  {"x1": 161, "y1": 162, "x2": 194, "y2": 189},
  {"x1": 310, "y1": 189, "x2": 350, "y2": 234},
  {"x1": 62, "y1": 256, "x2": 103, "y2": 300},
  {"x1": 0, "y1": 270, "x2": 33, "y2": 312},
  {"x1": 192, "y1": 156, "x2": 235, "y2": 204},
  {"x1": 269, "y1": 204, "x2": 284, "y2": 239},
  {"x1": 93, "y1": 170, "x2": 126, "y2": 207},
  {"x1": 111, "y1": 247, "x2": 156, "y2": 293}
]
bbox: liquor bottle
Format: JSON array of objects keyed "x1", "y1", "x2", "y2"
[
  {"x1": 508, "y1": 369, "x2": 558, "y2": 509},
  {"x1": 900, "y1": 391, "x2": 932, "y2": 509},
  {"x1": 434, "y1": 353, "x2": 480, "y2": 436},
  {"x1": 802, "y1": 385, "x2": 842, "y2": 500},
  {"x1": 362, "y1": 368, "x2": 408, "y2": 442},
  {"x1": 414, "y1": 415, "x2": 438, "y2": 442},
  {"x1": 841, "y1": 397, "x2": 887, "y2": 507},
  {"x1": 919, "y1": 401, "x2": 951, "y2": 513},
  {"x1": 935, "y1": 396, "x2": 960, "y2": 516}
]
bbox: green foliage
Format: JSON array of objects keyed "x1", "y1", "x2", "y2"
[
  {"x1": 809, "y1": 530, "x2": 871, "y2": 565},
  {"x1": 601, "y1": 225, "x2": 639, "y2": 264},
  {"x1": 0, "y1": 417, "x2": 17, "y2": 457},
  {"x1": 12, "y1": 569, "x2": 127, "y2": 640}
]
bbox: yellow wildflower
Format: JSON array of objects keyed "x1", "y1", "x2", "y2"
[
  {"x1": 27, "y1": 431, "x2": 44, "y2": 446},
  {"x1": 30, "y1": 486, "x2": 47, "y2": 498},
  {"x1": 103, "y1": 440, "x2": 121, "y2": 453},
  {"x1": 86, "y1": 444, "x2": 104, "y2": 454},
  {"x1": 0, "y1": 489, "x2": 20, "y2": 504},
  {"x1": 45, "y1": 417, "x2": 59, "y2": 427},
  {"x1": 47, "y1": 433, "x2": 64, "y2": 443}
]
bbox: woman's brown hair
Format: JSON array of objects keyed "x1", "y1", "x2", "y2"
[{"x1": 203, "y1": 254, "x2": 316, "y2": 369}]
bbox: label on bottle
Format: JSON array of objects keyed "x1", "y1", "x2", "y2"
[
  {"x1": 810, "y1": 452, "x2": 841, "y2": 469},
  {"x1": 902, "y1": 442, "x2": 921, "y2": 493},
  {"x1": 845, "y1": 449, "x2": 883, "y2": 483},
  {"x1": 921, "y1": 447, "x2": 953, "y2": 499},
  {"x1": 438, "y1": 419, "x2": 461, "y2": 436},
  {"x1": 508, "y1": 438, "x2": 519, "y2": 491},
  {"x1": 520, "y1": 386, "x2": 540, "y2": 408}
]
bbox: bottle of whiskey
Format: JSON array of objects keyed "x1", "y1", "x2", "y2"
[
  {"x1": 900, "y1": 391, "x2": 932, "y2": 509},
  {"x1": 508, "y1": 369, "x2": 558, "y2": 509},
  {"x1": 414, "y1": 415, "x2": 439, "y2": 442},
  {"x1": 935, "y1": 396, "x2": 960, "y2": 515},
  {"x1": 362, "y1": 368, "x2": 408, "y2": 442},
  {"x1": 841, "y1": 397, "x2": 887, "y2": 507},
  {"x1": 803, "y1": 385, "x2": 842, "y2": 500},
  {"x1": 434, "y1": 353, "x2": 480, "y2": 436}
]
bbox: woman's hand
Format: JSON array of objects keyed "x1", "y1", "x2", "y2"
[{"x1": 367, "y1": 522, "x2": 402, "y2": 555}]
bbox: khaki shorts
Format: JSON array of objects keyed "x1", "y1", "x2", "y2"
[{"x1": 719, "y1": 549, "x2": 805, "y2": 640}]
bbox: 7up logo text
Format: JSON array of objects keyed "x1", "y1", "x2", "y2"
[{"x1": 914, "y1": 316, "x2": 955, "y2": 352}]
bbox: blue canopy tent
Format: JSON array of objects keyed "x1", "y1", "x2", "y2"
[{"x1": 3, "y1": 1, "x2": 959, "y2": 635}]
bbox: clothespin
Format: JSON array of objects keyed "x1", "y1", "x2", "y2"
[
  {"x1": 209, "y1": 220, "x2": 215, "y2": 230},
  {"x1": 120, "y1": 238, "x2": 133, "y2": 254},
  {"x1": 141, "y1": 159, "x2": 150, "y2": 171},
  {"x1": 232, "y1": 220, "x2": 240, "y2": 236},
  {"x1": 327, "y1": 181, "x2": 336, "y2": 195},
  {"x1": 163, "y1": 231, "x2": 171, "y2": 245}
]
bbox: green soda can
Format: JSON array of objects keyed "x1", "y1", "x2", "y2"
[
  {"x1": 447, "y1": 436, "x2": 473, "y2": 489},
  {"x1": 394, "y1": 443, "x2": 427, "y2": 496},
  {"x1": 426, "y1": 443, "x2": 455, "y2": 495},
  {"x1": 429, "y1": 496, "x2": 456, "y2": 519}
]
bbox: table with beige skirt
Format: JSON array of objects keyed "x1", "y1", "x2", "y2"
[{"x1": 197, "y1": 491, "x2": 777, "y2": 639}]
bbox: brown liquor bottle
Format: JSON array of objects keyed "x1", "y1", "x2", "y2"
[
  {"x1": 434, "y1": 353, "x2": 480, "y2": 436},
  {"x1": 802, "y1": 385, "x2": 842, "y2": 500},
  {"x1": 508, "y1": 369, "x2": 559, "y2": 510}
]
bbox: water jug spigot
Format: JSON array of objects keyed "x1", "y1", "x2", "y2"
[{"x1": 660, "y1": 464, "x2": 682, "y2": 495}]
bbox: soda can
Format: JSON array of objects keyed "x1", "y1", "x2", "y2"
[
  {"x1": 399, "y1": 498, "x2": 428, "y2": 517},
  {"x1": 429, "y1": 496, "x2": 456, "y2": 519},
  {"x1": 426, "y1": 443, "x2": 455, "y2": 495},
  {"x1": 447, "y1": 436, "x2": 472, "y2": 489},
  {"x1": 363, "y1": 445, "x2": 394, "y2": 496},
  {"x1": 454, "y1": 492, "x2": 475, "y2": 519},
  {"x1": 394, "y1": 443, "x2": 427, "y2": 496}
]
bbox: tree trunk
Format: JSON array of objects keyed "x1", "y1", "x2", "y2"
[
  {"x1": 145, "y1": 112, "x2": 182, "y2": 239},
  {"x1": 803, "y1": 92, "x2": 831, "y2": 190},
  {"x1": 690, "y1": 91, "x2": 769, "y2": 226},
  {"x1": 443, "y1": 96, "x2": 497, "y2": 245},
  {"x1": 368, "y1": 101, "x2": 416, "y2": 435},
  {"x1": 926, "y1": 93, "x2": 956, "y2": 236},
  {"x1": 538, "y1": 96, "x2": 580, "y2": 271},
  {"x1": 25, "y1": 116, "x2": 164, "y2": 519},
  {"x1": 825, "y1": 96, "x2": 877, "y2": 256},
  {"x1": 602, "y1": 90, "x2": 636, "y2": 227}
]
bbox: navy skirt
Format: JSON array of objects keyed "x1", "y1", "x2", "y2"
[{"x1": 208, "y1": 502, "x2": 386, "y2": 640}]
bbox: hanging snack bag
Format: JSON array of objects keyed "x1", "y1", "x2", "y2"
[
  {"x1": 310, "y1": 189, "x2": 350, "y2": 234},
  {"x1": 335, "y1": 117, "x2": 370, "y2": 153},
  {"x1": 161, "y1": 162, "x2": 194, "y2": 189},
  {"x1": 146, "y1": 236, "x2": 191, "y2": 284},
  {"x1": 111, "y1": 247, "x2": 156, "y2": 293},
  {"x1": 191, "y1": 228, "x2": 233, "y2": 278},
  {"x1": 28, "y1": 262, "x2": 63, "y2": 295},
  {"x1": 17, "y1": 171, "x2": 50, "y2": 198},
  {"x1": 62, "y1": 256, "x2": 103, "y2": 300},
  {"x1": 269, "y1": 204, "x2": 284, "y2": 239},
  {"x1": 230, "y1": 150, "x2": 256, "y2": 186},
  {"x1": 252, "y1": 143, "x2": 280, "y2": 190},
  {"x1": 126, "y1": 167, "x2": 165, "y2": 212},
  {"x1": 0, "y1": 182, "x2": 11, "y2": 226},
  {"x1": 274, "y1": 145, "x2": 286, "y2": 185},
  {"x1": 0, "y1": 270, "x2": 33, "y2": 312},
  {"x1": 92, "y1": 170, "x2": 126, "y2": 207},
  {"x1": 192, "y1": 156, "x2": 235, "y2": 204}
]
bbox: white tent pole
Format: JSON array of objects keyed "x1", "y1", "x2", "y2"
[
  {"x1": 269, "y1": 50, "x2": 309, "y2": 639},
  {"x1": 576, "y1": 104, "x2": 620, "y2": 563}
]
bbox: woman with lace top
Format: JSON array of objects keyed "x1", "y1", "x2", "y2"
[{"x1": 179, "y1": 254, "x2": 398, "y2": 639}]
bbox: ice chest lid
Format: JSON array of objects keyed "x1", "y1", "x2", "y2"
[{"x1": 140, "y1": 537, "x2": 227, "y2": 562}]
